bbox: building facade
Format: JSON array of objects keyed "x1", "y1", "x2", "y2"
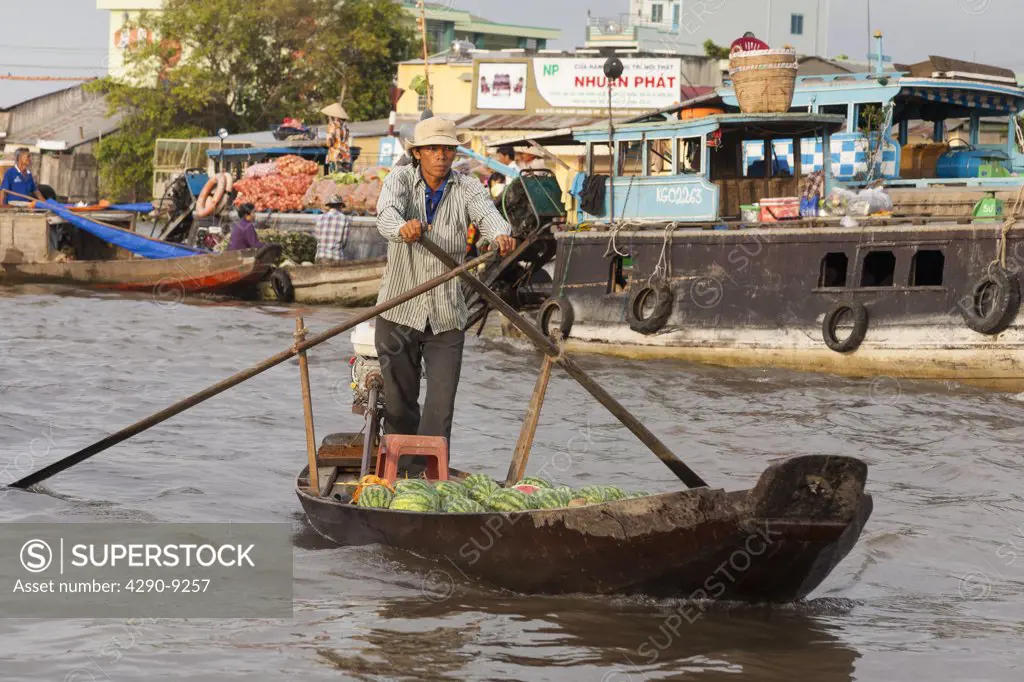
[
  {"x1": 587, "y1": 0, "x2": 830, "y2": 58},
  {"x1": 97, "y1": 1, "x2": 560, "y2": 78},
  {"x1": 0, "y1": 84, "x2": 123, "y2": 202},
  {"x1": 400, "y1": 1, "x2": 559, "y2": 54}
]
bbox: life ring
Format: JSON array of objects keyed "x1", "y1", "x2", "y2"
[
  {"x1": 195, "y1": 173, "x2": 227, "y2": 218},
  {"x1": 270, "y1": 268, "x2": 295, "y2": 303},
  {"x1": 538, "y1": 296, "x2": 573, "y2": 340},
  {"x1": 961, "y1": 266, "x2": 1021, "y2": 335},
  {"x1": 627, "y1": 284, "x2": 673, "y2": 335},
  {"x1": 822, "y1": 301, "x2": 869, "y2": 353}
]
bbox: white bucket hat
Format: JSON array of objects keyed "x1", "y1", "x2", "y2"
[{"x1": 402, "y1": 117, "x2": 470, "y2": 150}]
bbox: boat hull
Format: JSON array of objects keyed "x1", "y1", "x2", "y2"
[
  {"x1": 296, "y1": 455, "x2": 871, "y2": 601},
  {"x1": 258, "y1": 258, "x2": 385, "y2": 305},
  {"x1": 516, "y1": 221, "x2": 1024, "y2": 390},
  {"x1": 0, "y1": 248, "x2": 273, "y2": 296}
]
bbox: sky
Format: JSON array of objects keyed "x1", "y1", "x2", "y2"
[{"x1": 2, "y1": 0, "x2": 1022, "y2": 106}]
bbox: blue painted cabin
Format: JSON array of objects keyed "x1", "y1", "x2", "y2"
[{"x1": 560, "y1": 113, "x2": 846, "y2": 224}]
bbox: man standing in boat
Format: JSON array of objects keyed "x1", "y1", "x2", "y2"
[
  {"x1": 375, "y1": 117, "x2": 515, "y2": 458},
  {"x1": 0, "y1": 148, "x2": 44, "y2": 207}
]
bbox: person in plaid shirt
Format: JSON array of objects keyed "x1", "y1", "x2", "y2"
[{"x1": 315, "y1": 195, "x2": 351, "y2": 264}]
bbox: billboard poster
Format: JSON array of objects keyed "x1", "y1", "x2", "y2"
[
  {"x1": 476, "y1": 62, "x2": 528, "y2": 110},
  {"x1": 532, "y1": 58, "x2": 681, "y2": 110}
]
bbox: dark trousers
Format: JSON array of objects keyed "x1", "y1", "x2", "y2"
[{"x1": 375, "y1": 317, "x2": 465, "y2": 461}]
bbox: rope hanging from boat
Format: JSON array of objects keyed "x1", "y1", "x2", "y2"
[
  {"x1": 993, "y1": 183, "x2": 1024, "y2": 271},
  {"x1": 650, "y1": 222, "x2": 677, "y2": 284},
  {"x1": 603, "y1": 175, "x2": 638, "y2": 259}
]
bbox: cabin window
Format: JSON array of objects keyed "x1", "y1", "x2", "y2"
[
  {"x1": 617, "y1": 140, "x2": 644, "y2": 177},
  {"x1": 791, "y1": 14, "x2": 804, "y2": 35},
  {"x1": 861, "y1": 251, "x2": 896, "y2": 287},
  {"x1": 910, "y1": 249, "x2": 944, "y2": 286},
  {"x1": 818, "y1": 104, "x2": 849, "y2": 132},
  {"x1": 745, "y1": 140, "x2": 791, "y2": 178},
  {"x1": 678, "y1": 136, "x2": 702, "y2": 174},
  {"x1": 651, "y1": 3, "x2": 664, "y2": 23},
  {"x1": 820, "y1": 253, "x2": 848, "y2": 288},
  {"x1": 646, "y1": 138, "x2": 675, "y2": 176},
  {"x1": 857, "y1": 103, "x2": 885, "y2": 134},
  {"x1": 589, "y1": 142, "x2": 612, "y2": 175},
  {"x1": 608, "y1": 254, "x2": 632, "y2": 294}
]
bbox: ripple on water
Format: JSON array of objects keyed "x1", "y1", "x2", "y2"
[{"x1": 1, "y1": 288, "x2": 1023, "y2": 680}]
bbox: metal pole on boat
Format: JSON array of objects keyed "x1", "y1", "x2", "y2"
[
  {"x1": 8, "y1": 251, "x2": 498, "y2": 491},
  {"x1": 418, "y1": 238, "x2": 709, "y2": 490},
  {"x1": 604, "y1": 58, "x2": 624, "y2": 223}
]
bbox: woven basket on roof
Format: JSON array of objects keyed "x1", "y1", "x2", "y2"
[{"x1": 728, "y1": 49, "x2": 798, "y2": 114}]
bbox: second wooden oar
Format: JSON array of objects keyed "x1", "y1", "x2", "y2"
[
  {"x1": 419, "y1": 238, "x2": 708, "y2": 489},
  {"x1": 10, "y1": 250, "x2": 497, "y2": 490}
]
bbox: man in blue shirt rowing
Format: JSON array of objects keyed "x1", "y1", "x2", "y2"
[{"x1": 0, "y1": 148, "x2": 44, "y2": 206}]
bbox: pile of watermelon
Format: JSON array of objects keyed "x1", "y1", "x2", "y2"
[{"x1": 355, "y1": 475, "x2": 650, "y2": 513}]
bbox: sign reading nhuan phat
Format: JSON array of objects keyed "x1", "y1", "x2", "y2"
[
  {"x1": 471, "y1": 57, "x2": 683, "y2": 116},
  {"x1": 533, "y1": 59, "x2": 681, "y2": 110}
]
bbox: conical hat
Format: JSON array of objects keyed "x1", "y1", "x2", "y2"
[{"x1": 320, "y1": 102, "x2": 349, "y2": 120}]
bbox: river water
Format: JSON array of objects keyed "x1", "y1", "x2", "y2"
[{"x1": 1, "y1": 285, "x2": 1022, "y2": 681}]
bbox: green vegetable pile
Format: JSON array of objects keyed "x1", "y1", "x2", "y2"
[{"x1": 256, "y1": 229, "x2": 317, "y2": 265}]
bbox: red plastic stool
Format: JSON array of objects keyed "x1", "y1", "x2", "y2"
[{"x1": 375, "y1": 435, "x2": 450, "y2": 483}]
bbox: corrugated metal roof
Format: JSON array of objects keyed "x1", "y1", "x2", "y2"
[
  {"x1": 454, "y1": 113, "x2": 611, "y2": 131},
  {"x1": 4, "y1": 89, "x2": 123, "y2": 149},
  {"x1": 0, "y1": 82, "x2": 86, "y2": 111}
]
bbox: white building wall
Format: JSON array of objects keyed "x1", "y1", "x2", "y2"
[{"x1": 624, "y1": 0, "x2": 830, "y2": 57}]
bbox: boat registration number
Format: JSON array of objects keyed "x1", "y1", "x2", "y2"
[{"x1": 655, "y1": 186, "x2": 703, "y2": 205}]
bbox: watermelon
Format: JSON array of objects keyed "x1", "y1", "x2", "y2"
[
  {"x1": 485, "y1": 488, "x2": 534, "y2": 512},
  {"x1": 357, "y1": 485, "x2": 394, "y2": 509},
  {"x1": 513, "y1": 484, "x2": 540, "y2": 495},
  {"x1": 463, "y1": 473, "x2": 494, "y2": 490},
  {"x1": 443, "y1": 496, "x2": 486, "y2": 513},
  {"x1": 518, "y1": 475, "x2": 554, "y2": 489},
  {"x1": 395, "y1": 479, "x2": 437, "y2": 497},
  {"x1": 467, "y1": 477, "x2": 500, "y2": 503},
  {"x1": 602, "y1": 486, "x2": 627, "y2": 501},
  {"x1": 390, "y1": 492, "x2": 439, "y2": 512},
  {"x1": 433, "y1": 480, "x2": 468, "y2": 502},
  {"x1": 577, "y1": 485, "x2": 609, "y2": 504},
  {"x1": 626, "y1": 490, "x2": 650, "y2": 499},
  {"x1": 532, "y1": 488, "x2": 572, "y2": 509},
  {"x1": 554, "y1": 485, "x2": 575, "y2": 497}
]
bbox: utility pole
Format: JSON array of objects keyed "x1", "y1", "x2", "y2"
[{"x1": 417, "y1": 0, "x2": 432, "y2": 111}]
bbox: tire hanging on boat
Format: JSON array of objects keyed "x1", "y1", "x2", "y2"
[
  {"x1": 627, "y1": 284, "x2": 673, "y2": 335},
  {"x1": 270, "y1": 268, "x2": 295, "y2": 303},
  {"x1": 537, "y1": 296, "x2": 573, "y2": 340},
  {"x1": 961, "y1": 266, "x2": 1021, "y2": 336},
  {"x1": 822, "y1": 301, "x2": 868, "y2": 353}
]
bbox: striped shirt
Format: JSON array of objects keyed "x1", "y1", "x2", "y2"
[{"x1": 376, "y1": 165, "x2": 512, "y2": 332}]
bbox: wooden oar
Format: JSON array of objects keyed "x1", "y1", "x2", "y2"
[
  {"x1": 9, "y1": 250, "x2": 497, "y2": 490},
  {"x1": 419, "y1": 238, "x2": 708, "y2": 489},
  {"x1": 505, "y1": 353, "x2": 555, "y2": 486}
]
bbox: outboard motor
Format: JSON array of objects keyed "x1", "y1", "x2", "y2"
[{"x1": 349, "y1": 320, "x2": 385, "y2": 475}]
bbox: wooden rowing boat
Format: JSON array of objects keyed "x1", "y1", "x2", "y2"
[
  {"x1": 296, "y1": 451, "x2": 871, "y2": 601},
  {"x1": 258, "y1": 257, "x2": 386, "y2": 305},
  {"x1": 0, "y1": 246, "x2": 276, "y2": 296}
]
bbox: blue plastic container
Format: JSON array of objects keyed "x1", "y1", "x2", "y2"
[{"x1": 935, "y1": 149, "x2": 1010, "y2": 179}]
